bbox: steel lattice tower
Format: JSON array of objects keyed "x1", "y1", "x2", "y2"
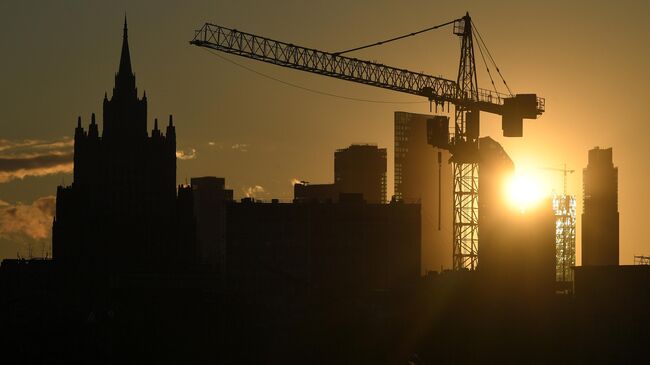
[{"x1": 451, "y1": 15, "x2": 480, "y2": 270}]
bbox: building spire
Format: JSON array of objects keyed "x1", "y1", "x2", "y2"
[{"x1": 118, "y1": 14, "x2": 132, "y2": 76}]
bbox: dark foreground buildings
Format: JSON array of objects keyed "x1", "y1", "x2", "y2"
[
  {"x1": 226, "y1": 197, "x2": 420, "y2": 293},
  {"x1": 582, "y1": 146, "x2": 619, "y2": 266},
  {"x1": 191, "y1": 177, "x2": 233, "y2": 268}
]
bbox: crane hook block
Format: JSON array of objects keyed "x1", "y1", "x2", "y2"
[{"x1": 427, "y1": 116, "x2": 450, "y2": 150}]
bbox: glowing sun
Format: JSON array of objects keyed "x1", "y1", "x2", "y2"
[{"x1": 505, "y1": 172, "x2": 544, "y2": 212}]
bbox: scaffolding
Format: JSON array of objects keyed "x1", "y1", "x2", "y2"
[{"x1": 553, "y1": 194, "x2": 576, "y2": 283}]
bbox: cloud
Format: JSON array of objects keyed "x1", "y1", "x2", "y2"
[
  {"x1": 0, "y1": 196, "x2": 56, "y2": 241},
  {"x1": 231, "y1": 143, "x2": 249, "y2": 152},
  {"x1": 0, "y1": 138, "x2": 73, "y2": 155},
  {"x1": 207, "y1": 141, "x2": 225, "y2": 150},
  {"x1": 176, "y1": 148, "x2": 197, "y2": 160},
  {"x1": 0, "y1": 138, "x2": 73, "y2": 183},
  {"x1": 243, "y1": 185, "x2": 265, "y2": 198}
]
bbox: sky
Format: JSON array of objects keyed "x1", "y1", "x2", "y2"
[{"x1": 0, "y1": 0, "x2": 648, "y2": 264}]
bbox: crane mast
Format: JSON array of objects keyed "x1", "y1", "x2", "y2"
[
  {"x1": 190, "y1": 13, "x2": 544, "y2": 271},
  {"x1": 451, "y1": 14, "x2": 480, "y2": 270}
]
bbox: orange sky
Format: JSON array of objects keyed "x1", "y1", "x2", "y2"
[{"x1": 0, "y1": 0, "x2": 648, "y2": 264}]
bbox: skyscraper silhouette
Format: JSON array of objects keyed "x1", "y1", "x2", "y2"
[
  {"x1": 394, "y1": 112, "x2": 453, "y2": 272},
  {"x1": 582, "y1": 147, "x2": 619, "y2": 266},
  {"x1": 52, "y1": 18, "x2": 195, "y2": 273},
  {"x1": 293, "y1": 144, "x2": 387, "y2": 203},
  {"x1": 334, "y1": 144, "x2": 387, "y2": 204}
]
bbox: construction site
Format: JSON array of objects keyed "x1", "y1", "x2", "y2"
[{"x1": 0, "y1": 7, "x2": 649, "y2": 364}]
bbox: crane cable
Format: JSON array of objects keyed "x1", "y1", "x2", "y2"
[
  {"x1": 473, "y1": 27, "x2": 499, "y2": 96},
  {"x1": 334, "y1": 18, "x2": 460, "y2": 55},
  {"x1": 471, "y1": 20, "x2": 513, "y2": 96},
  {"x1": 201, "y1": 48, "x2": 427, "y2": 104}
]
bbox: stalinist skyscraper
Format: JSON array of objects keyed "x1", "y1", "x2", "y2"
[{"x1": 53, "y1": 18, "x2": 195, "y2": 273}]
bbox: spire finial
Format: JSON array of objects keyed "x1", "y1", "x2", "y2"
[
  {"x1": 168, "y1": 114, "x2": 173, "y2": 127},
  {"x1": 118, "y1": 15, "x2": 133, "y2": 76},
  {"x1": 91, "y1": 113, "x2": 96, "y2": 125},
  {"x1": 154, "y1": 118, "x2": 159, "y2": 130},
  {"x1": 77, "y1": 116, "x2": 81, "y2": 128}
]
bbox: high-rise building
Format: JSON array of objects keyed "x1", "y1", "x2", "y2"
[
  {"x1": 52, "y1": 19, "x2": 195, "y2": 272},
  {"x1": 582, "y1": 147, "x2": 619, "y2": 266},
  {"x1": 191, "y1": 177, "x2": 233, "y2": 269},
  {"x1": 395, "y1": 112, "x2": 453, "y2": 272},
  {"x1": 334, "y1": 144, "x2": 387, "y2": 204},
  {"x1": 477, "y1": 137, "x2": 555, "y2": 296},
  {"x1": 553, "y1": 194, "x2": 576, "y2": 284},
  {"x1": 293, "y1": 144, "x2": 387, "y2": 204},
  {"x1": 476, "y1": 136, "x2": 515, "y2": 271}
]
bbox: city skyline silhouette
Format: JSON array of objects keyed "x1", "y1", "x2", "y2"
[
  {"x1": 1, "y1": 3, "x2": 649, "y2": 363},
  {"x1": 1, "y1": 1, "x2": 649, "y2": 264}
]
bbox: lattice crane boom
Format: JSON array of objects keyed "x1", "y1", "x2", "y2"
[{"x1": 189, "y1": 20, "x2": 544, "y2": 119}]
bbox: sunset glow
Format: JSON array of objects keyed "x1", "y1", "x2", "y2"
[{"x1": 505, "y1": 171, "x2": 545, "y2": 212}]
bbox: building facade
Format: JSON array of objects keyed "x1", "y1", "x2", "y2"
[
  {"x1": 394, "y1": 112, "x2": 453, "y2": 272},
  {"x1": 226, "y1": 199, "x2": 421, "y2": 293},
  {"x1": 553, "y1": 194, "x2": 576, "y2": 284},
  {"x1": 582, "y1": 147, "x2": 619, "y2": 266},
  {"x1": 52, "y1": 20, "x2": 195, "y2": 273},
  {"x1": 477, "y1": 137, "x2": 555, "y2": 296},
  {"x1": 334, "y1": 144, "x2": 387, "y2": 204},
  {"x1": 191, "y1": 177, "x2": 233, "y2": 269}
]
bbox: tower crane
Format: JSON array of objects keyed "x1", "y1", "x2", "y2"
[
  {"x1": 190, "y1": 13, "x2": 545, "y2": 270},
  {"x1": 540, "y1": 164, "x2": 575, "y2": 195}
]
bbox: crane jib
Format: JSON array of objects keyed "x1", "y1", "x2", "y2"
[{"x1": 190, "y1": 23, "x2": 544, "y2": 116}]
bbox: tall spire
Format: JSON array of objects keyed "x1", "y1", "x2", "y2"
[{"x1": 118, "y1": 14, "x2": 132, "y2": 76}]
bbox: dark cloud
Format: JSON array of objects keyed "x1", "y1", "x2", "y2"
[{"x1": 0, "y1": 138, "x2": 73, "y2": 183}]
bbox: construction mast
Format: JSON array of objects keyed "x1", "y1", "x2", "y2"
[{"x1": 190, "y1": 13, "x2": 544, "y2": 270}]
